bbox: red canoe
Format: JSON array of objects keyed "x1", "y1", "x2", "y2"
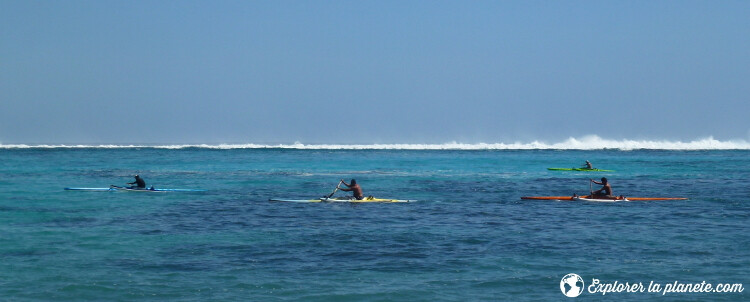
[{"x1": 521, "y1": 195, "x2": 688, "y2": 201}]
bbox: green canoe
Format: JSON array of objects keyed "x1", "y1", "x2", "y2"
[{"x1": 547, "y1": 168, "x2": 614, "y2": 172}]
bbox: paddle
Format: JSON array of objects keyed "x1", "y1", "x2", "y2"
[
  {"x1": 589, "y1": 179, "x2": 593, "y2": 197},
  {"x1": 325, "y1": 180, "x2": 344, "y2": 198}
]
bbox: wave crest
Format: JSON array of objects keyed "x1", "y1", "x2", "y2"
[{"x1": 2, "y1": 136, "x2": 749, "y2": 150}]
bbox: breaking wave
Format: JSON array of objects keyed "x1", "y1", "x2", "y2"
[{"x1": 2, "y1": 136, "x2": 749, "y2": 150}]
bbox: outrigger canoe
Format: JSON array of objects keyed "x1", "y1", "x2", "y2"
[
  {"x1": 547, "y1": 168, "x2": 614, "y2": 172},
  {"x1": 65, "y1": 185, "x2": 206, "y2": 192},
  {"x1": 270, "y1": 197, "x2": 412, "y2": 203},
  {"x1": 521, "y1": 195, "x2": 687, "y2": 202}
]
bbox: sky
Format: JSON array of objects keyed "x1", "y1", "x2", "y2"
[{"x1": 1, "y1": 1, "x2": 748, "y2": 144}]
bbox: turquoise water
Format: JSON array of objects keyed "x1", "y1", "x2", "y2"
[{"x1": 1, "y1": 148, "x2": 748, "y2": 301}]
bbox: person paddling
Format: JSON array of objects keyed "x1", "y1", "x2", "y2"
[
  {"x1": 590, "y1": 177, "x2": 612, "y2": 198},
  {"x1": 339, "y1": 179, "x2": 364, "y2": 200},
  {"x1": 582, "y1": 160, "x2": 593, "y2": 169},
  {"x1": 127, "y1": 174, "x2": 147, "y2": 189}
]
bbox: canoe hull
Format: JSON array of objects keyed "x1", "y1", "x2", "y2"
[
  {"x1": 547, "y1": 168, "x2": 614, "y2": 172},
  {"x1": 521, "y1": 195, "x2": 687, "y2": 201},
  {"x1": 270, "y1": 197, "x2": 411, "y2": 203},
  {"x1": 65, "y1": 186, "x2": 206, "y2": 192}
]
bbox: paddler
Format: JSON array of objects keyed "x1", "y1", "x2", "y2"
[
  {"x1": 127, "y1": 174, "x2": 147, "y2": 189},
  {"x1": 339, "y1": 179, "x2": 364, "y2": 200},
  {"x1": 582, "y1": 160, "x2": 593, "y2": 169},
  {"x1": 590, "y1": 177, "x2": 612, "y2": 197}
]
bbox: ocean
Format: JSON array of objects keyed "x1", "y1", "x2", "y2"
[{"x1": 1, "y1": 145, "x2": 748, "y2": 301}]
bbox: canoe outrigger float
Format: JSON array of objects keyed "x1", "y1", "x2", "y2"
[
  {"x1": 269, "y1": 197, "x2": 412, "y2": 203},
  {"x1": 521, "y1": 195, "x2": 688, "y2": 202},
  {"x1": 547, "y1": 168, "x2": 614, "y2": 172},
  {"x1": 64, "y1": 185, "x2": 207, "y2": 192}
]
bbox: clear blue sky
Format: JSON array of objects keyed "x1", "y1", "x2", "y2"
[{"x1": 1, "y1": 1, "x2": 748, "y2": 144}]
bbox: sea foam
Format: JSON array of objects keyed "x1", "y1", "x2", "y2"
[{"x1": 2, "y1": 136, "x2": 749, "y2": 150}]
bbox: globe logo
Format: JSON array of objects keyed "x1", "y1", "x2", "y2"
[{"x1": 560, "y1": 273, "x2": 584, "y2": 297}]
